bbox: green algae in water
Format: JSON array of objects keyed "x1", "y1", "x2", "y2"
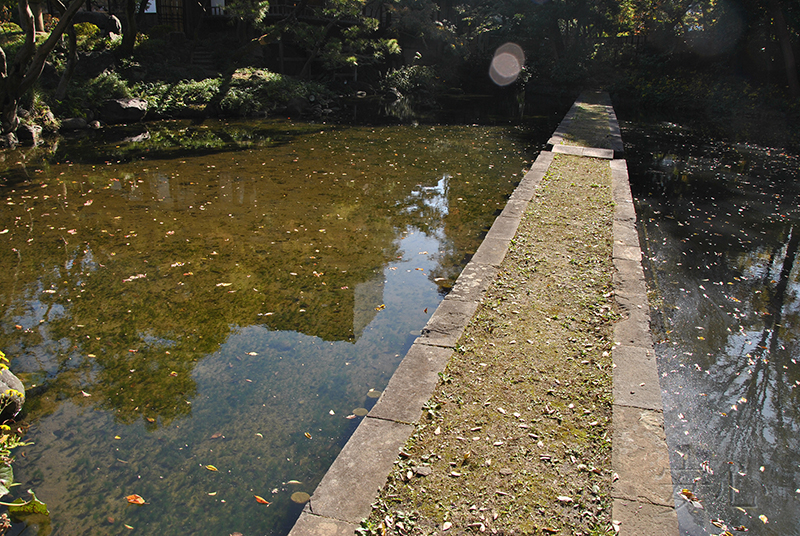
[{"x1": 0, "y1": 120, "x2": 539, "y2": 535}]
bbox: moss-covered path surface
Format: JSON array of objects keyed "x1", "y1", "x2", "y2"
[{"x1": 289, "y1": 92, "x2": 678, "y2": 536}]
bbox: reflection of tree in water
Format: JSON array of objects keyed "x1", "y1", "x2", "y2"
[
  {"x1": 0, "y1": 124, "x2": 529, "y2": 429},
  {"x1": 0, "y1": 123, "x2": 534, "y2": 535},
  {"x1": 631, "y1": 130, "x2": 800, "y2": 534}
]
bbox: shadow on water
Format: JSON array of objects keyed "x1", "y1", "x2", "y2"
[
  {"x1": 0, "y1": 118, "x2": 552, "y2": 535},
  {"x1": 624, "y1": 121, "x2": 800, "y2": 536}
]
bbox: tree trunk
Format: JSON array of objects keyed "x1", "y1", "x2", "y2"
[
  {"x1": 55, "y1": 24, "x2": 77, "y2": 101},
  {"x1": 0, "y1": 0, "x2": 85, "y2": 142},
  {"x1": 120, "y1": 0, "x2": 138, "y2": 57},
  {"x1": 769, "y1": 0, "x2": 799, "y2": 99}
]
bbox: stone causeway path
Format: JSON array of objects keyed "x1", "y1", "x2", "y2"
[{"x1": 288, "y1": 91, "x2": 679, "y2": 536}]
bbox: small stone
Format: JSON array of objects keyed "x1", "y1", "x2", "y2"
[{"x1": 414, "y1": 465, "x2": 432, "y2": 477}]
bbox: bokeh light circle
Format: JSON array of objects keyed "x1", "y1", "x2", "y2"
[{"x1": 489, "y1": 43, "x2": 525, "y2": 86}]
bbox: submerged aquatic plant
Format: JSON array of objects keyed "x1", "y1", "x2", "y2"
[{"x1": 0, "y1": 351, "x2": 48, "y2": 532}]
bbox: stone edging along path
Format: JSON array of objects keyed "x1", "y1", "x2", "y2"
[{"x1": 288, "y1": 92, "x2": 678, "y2": 536}]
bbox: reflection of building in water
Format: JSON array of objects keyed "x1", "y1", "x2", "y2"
[
  {"x1": 353, "y1": 272, "x2": 385, "y2": 339},
  {"x1": 408, "y1": 174, "x2": 450, "y2": 216}
]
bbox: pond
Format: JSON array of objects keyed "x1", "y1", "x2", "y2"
[
  {"x1": 624, "y1": 122, "x2": 800, "y2": 535},
  {"x1": 0, "y1": 119, "x2": 551, "y2": 535}
]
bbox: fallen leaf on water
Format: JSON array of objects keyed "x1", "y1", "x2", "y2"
[
  {"x1": 124, "y1": 524, "x2": 134, "y2": 530},
  {"x1": 304, "y1": 432, "x2": 312, "y2": 439},
  {"x1": 680, "y1": 489, "x2": 703, "y2": 509},
  {"x1": 208, "y1": 492, "x2": 217, "y2": 496},
  {"x1": 205, "y1": 465, "x2": 218, "y2": 471},
  {"x1": 375, "y1": 304, "x2": 385, "y2": 311},
  {"x1": 125, "y1": 494, "x2": 146, "y2": 505},
  {"x1": 254, "y1": 495, "x2": 271, "y2": 505}
]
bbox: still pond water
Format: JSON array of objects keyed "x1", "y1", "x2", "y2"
[
  {"x1": 0, "y1": 119, "x2": 548, "y2": 535},
  {"x1": 624, "y1": 122, "x2": 800, "y2": 535}
]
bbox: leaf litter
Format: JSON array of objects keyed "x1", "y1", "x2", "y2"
[{"x1": 362, "y1": 154, "x2": 616, "y2": 534}]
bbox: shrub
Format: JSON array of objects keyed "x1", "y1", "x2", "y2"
[
  {"x1": 136, "y1": 78, "x2": 224, "y2": 116},
  {"x1": 51, "y1": 72, "x2": 133, "y2": 118},
  {"x1": 381, "y1": 65, "x2": 440, "y2": 95}
]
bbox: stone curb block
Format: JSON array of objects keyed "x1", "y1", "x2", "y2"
[
  {"x1": 290, "y1": 512, "x2": 358, "y2": 536},
  {"x1": 485, "y1": 214, "x2": 523, "y2": 241},
  {"x1": 418, "y1": 298, "x2": 479, "y2": 348},
  {"x1": 298, "y1": 418, "x2": 415, "y2": 526},
  {"x1": 611, "y1": 405, "x2": 675, "y2": 507},
  {"x1": 551, "y1": 145, "x2": 615, "y2": 159},
  {"x1": 510, "y1": 151, "x2": 553, "y2": 202},
  {"x1": 611, "y1": 500, "x2": 677, "y2": 534},
  {"x1": 369, "y1": 344, "x2": 454, "y2": 424},
  {"x1": 614, "y1": 201, "x2": 637, "y2": 223},
  {"x1": 612, "y1": 346, "x2": 663, "y2": 411},
  {"x1": 613, "y1": 242, "x2": 643, "y2": 263},
  {"x1": 447, "y1": 263, "x2": 499, "y2": 303},
  {"x1": 613, "y1": 307, "x2": 652, "y2": 345},
  {"x1": 469, "y1": 237, "x2": 511, "y2": 267},
  {"x1": 613, "y1": 257, "x2": 647, "y2": 288},
  {"x1": 613, "y1": 221, "x2": 641, "y2": 248},
  {"x1": 500, "y1": 197, "x2": 530, "y2": 219},
  {"x1": 613, "y1": 289, "x2": 650, "y2": 317}
]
